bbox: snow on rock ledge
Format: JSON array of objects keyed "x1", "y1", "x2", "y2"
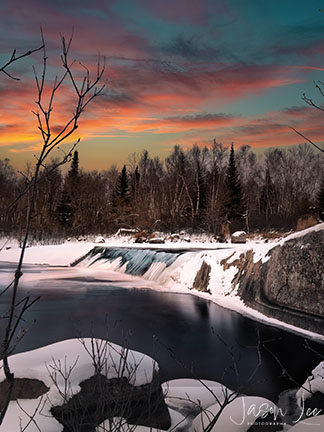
[{"x1": 238, "y1": 227, "x2": 324, "y2": 334}]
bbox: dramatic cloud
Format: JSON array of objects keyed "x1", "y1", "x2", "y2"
[{"x1": 1, "y1": 0, "x2": 324, "y2": 169}]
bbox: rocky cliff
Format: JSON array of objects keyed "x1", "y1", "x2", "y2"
[{"x1": 237, "y1": 229, "x2": 324, "y2": 334}]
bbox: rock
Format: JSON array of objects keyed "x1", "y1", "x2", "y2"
[
  {"x1": 149, "y1": 237, "x2": 165, "y2": 244},
  {"x1": 192, "y1": 261, "x2": 211, "y2": 293},
  {"x1": 134, "y1": 236, "x2": 146, "y2": 243},
  {"x1": 133, "y1": 230, "x2": 150, "y2": 242},
  {"x1": 0, "y1": 378, "x2": 49, "y2": 410},
  {"x1": 183, "y1": 237, "x2": 191, "y2": 243},
  {"x1": 262, "y1": 230, "x2": 324, "y2": 317},
  {"x1": 94, "y1": 236, "x2": 105, "y2": 243},
  {"x1": 170, "y1": 233, "x2": 180, "y2": 242},
  {"x1": 231, "y1": 231, "x2": 247, "y2": 243},
  {"x1": 51, "y1": 372, "x2": 171, "y2": 432},
  {"x1": 238, "y1": 228, "x2": 324, "y2": 333}
]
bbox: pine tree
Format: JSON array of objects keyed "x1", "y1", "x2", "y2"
[
  {"x1": 316, "y1": 175, "x2": 324, "y2": 221},
  {"x1": 224, "y1": 143, "x2": 246, "y2": 227},
  {"x1": 116, "y1": 165, "x2": 130, "y2": 204},
  {"x1": 110, "y1": 165, "x2": 131, "y2": 228},
  {"x1": 68, "y1": 150, "x2": 79, "y2": 179},
  {"x1": 56, "y1": 189, "x2": 73, "y2": 228}
]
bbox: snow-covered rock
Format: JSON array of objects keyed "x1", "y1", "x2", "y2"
[
  {"x1": 149, "y1": 237, "x2": 165, "y2": 244},
  {"x1": 162, "y1": 379, "x2": 233, "y2": 413},
  {"x1": 231, "y1": 231, "x2": 247, "y2": 244},
  {"x1": 0, "y1": 339, "x2": 170, "y2": 432}
]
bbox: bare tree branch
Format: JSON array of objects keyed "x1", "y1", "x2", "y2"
[
  {"x1": 0, "y1": 32, "x2": 105, "y2": 425},
  {"x1": 291, "y1": 127, "x2": 324, "y2": 153},
  {"x1": 0, "y1": 45, "x2": 44, "y2": 80}
]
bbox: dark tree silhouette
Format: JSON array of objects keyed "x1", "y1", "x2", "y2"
[
  {"x1": 56, "y1": 188, "x2": 73, "y2": 228},
  {"x1": 224, "y1": 143, "x2": 246, "y2": 230},
  {"x1": 67, "y1": 150, "x2": 79, "y2": 180},
  {"x1": 117, "y1": 165, "x2": 130, "y2": 204},
  {"x1": 110, "y1": 165, "x2": 131, "y2": 228}
]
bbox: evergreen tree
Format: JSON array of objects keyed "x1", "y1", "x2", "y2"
[
  {"x1": 224, "y1": 143, "x2": 246, "y2": 228},
  {"x1": 111, "y1": 165, "x2": 131, "y2": 228},
  {"x1": 316, "y1": 175, "x2": 324, "y2": 221},
  {"x1": 56, "y1": 188, "x2": 73, "y2": 228},
  {"x1": 68, "y1": 150, "x2": 79, "y2": 180},
  {"x1": 116, "y1": 165, "x2": 130, "y2": 204}
]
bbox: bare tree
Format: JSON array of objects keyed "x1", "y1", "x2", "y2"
[{"x1": 0, "y1": 31, "x2": 105, "y2": 424}]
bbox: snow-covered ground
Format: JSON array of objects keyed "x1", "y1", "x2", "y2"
[
  {"x1": 0, "y1": 339, "x2": 293, "y2": 432},
  {"x1": 1, "y1": 339, "x2": 317, "y2": 432}
]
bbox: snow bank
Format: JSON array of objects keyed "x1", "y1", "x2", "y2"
[
  {"x1": 0, "y1": 338, "x2": 157, "y2": 432},
  {"x1": 162, "y1": 378, "x2": 233, "y2": 412}
]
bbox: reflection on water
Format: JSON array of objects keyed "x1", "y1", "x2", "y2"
[{"x1": 0, "y1": 262, "x2": 323, "y2": 402}]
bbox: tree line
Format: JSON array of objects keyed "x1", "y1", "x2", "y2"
[{"x1": 1, "y1": 141, "x2": 324, "y2": 241}]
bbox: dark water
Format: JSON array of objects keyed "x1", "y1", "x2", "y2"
[{"x1": 0, "y1": 261, "x2": 323, "y2": 403}]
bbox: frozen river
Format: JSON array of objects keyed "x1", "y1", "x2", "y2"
[{"x1": 0, "y1": 260, "x2": 323, "y2": 402}]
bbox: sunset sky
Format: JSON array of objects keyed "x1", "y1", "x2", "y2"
[{"x1": 1, "y1": 0, "x2": 324, "y2": 170}]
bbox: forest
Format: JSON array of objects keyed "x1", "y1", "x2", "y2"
[{"x1": 1, "y1": 140, "x2": 324, "y2": 242}]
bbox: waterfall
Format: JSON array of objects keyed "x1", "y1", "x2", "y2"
[{"x1": 79, "y1": 247, "x2": 183, "y2": 277}]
